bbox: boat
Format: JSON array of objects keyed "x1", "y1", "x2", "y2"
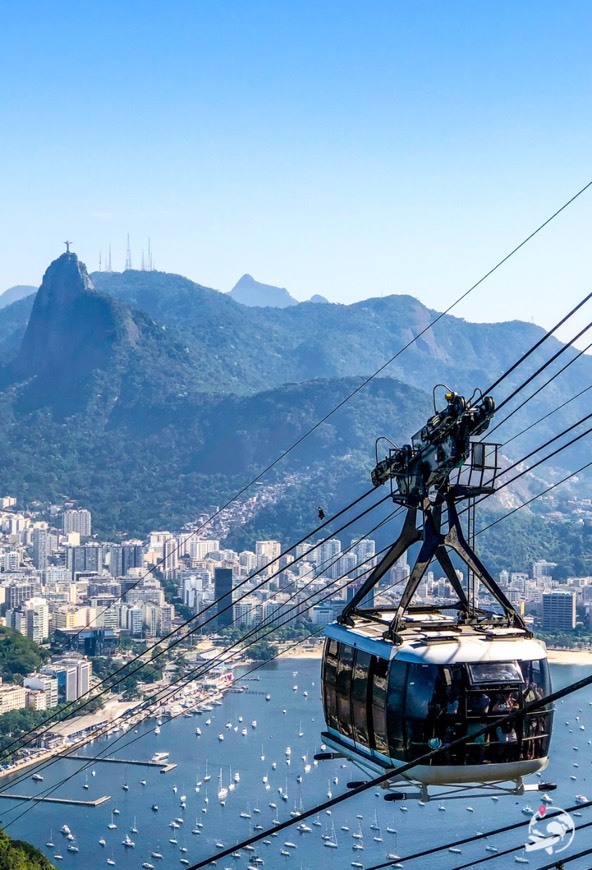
[
  {"x1": 151, "y1": 751, "x2": 169, "y2": 762},
  {"x1": 151, "y1": 804, "x2": 158, "y2": 812},
  {"x1": 265, "y1": 693, "x2": 271, "y2": 701},
  {"x1": 575, "y1": 794, "x2": 589, "y2": 804},
  {"x1": 121, "y1": 835, "x2": 135, "y2": 848},
  {"x1": 154, "y1": 725, "x2": 160, "y2": 734},
  {"x1": 142, "y1": 864, "x2": 155, "y2": 869},
  {"x1": 217, "y1": 769, "x2": 228, "y2": 802},
  {"x1": 60, "y1": 825, "x2": 71, "y2": 835},
  {"x1": 98, "y1": 838, "x2": 106, "y2": 846},
  {"x1": 66, "y1": 841, "x2": 79, "y2": 853},
  {"x1": 53, "y1": 856, "x2": 63, "y2": 862},
  {"x1": 130, "y1": 817, "x2": 139, "y2": 834},
  {"x1": 46, "y1": 831, "x2": 55, "y2": 848},
  {"x1": 108, "y1": 812, "x2": 117, "y2": 830},
  {"x1": 32, "y1": 773, "x2": 44, "y2": 782},
  {"x1": 107, "y1": 859, "x2": 116, "y2": 866}
]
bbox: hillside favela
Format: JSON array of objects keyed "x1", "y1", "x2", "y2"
[{"x1": 2, "y1": 4, "x2": 592, "y2": 870}]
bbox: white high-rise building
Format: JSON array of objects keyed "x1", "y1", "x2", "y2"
[
  {"x1": 32, "y1": 527, "x2": 49, "y2": 570},
  {"x1": 319, "y1": 539, "x2": 341, "y2": 572},
  {"x1": 256, "y1": 540, "x2": 281, "y2": 572},
  {"x1": 63, "y1": 509, "x2": 92, "y2": 537},
  {"x1": 162, "y1": 536, "x2": 178, "y2": 577}
]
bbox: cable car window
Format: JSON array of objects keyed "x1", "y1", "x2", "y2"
[
  {"x1": 322, "y1": 638, "x2": 339, "y2": 730},
  {"x1": 369, "y1": 656, "x2": 389, "y2": 755},
  {"x1": 467, "y1": 661, "x2": 524, "y2": 685},
  {"x1": 406, "y1": 663, "x2": 440, "y2": 760},
  {"x1": 519, "y1": 658, "x2": 553, "y2": 761},
  {"x1": 519, "y1": 659, "x2": 551, "y2": 707},
  {"x1": 351, "y1": 650, "x2": 371, "y2": 747},
  {"x1": 386, "y1": 659, "x2": 408, "y2": 759},
  {"x1": 336, "y1": 643, "x2": 355, "y2": 738}
]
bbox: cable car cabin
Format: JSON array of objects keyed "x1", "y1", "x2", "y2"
[{"x1": 321, "y1": 616, "x2": 553, "y2": 787}]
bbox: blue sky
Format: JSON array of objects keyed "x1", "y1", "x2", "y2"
[{"x1": 1, "y1": 1, "x2": 591, "y2": 343}]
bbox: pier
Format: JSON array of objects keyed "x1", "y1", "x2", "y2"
[
  {"x1": 0, "y1": 793, "x2": 111, "y2": 807},
  {"x1": 69, "y1": 755, "x2": 177, "y2": 773}
]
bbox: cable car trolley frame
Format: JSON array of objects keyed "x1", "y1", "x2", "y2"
[{"x1": 320, "y1": 386, "x2": 555, "y2": 801}]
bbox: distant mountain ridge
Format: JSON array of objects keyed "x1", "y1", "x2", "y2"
[
  {"x1": 0, "y1": 283, "x2": 36, "y2": 309},
  {"x1": 228, "y1": 273, "x2": 328, "y2": 307},
  {"x1": 229, "y1": 273, "x2": 297, "y2": 307}
]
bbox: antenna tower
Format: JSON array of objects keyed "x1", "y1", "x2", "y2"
[
  {"x1": 125, "y1": 234, "x2": 132, "y2": 270},
  {"x1": 98, "y1": 251, "x2": 102, "y2": 272},
  {"x1": 107, "y1": 244, "x2": 112, "y2": 272},
  {"x1": 147, "y1": 237, "x2": 153, "y2": 271}
]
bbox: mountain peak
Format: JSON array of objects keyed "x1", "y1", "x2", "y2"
[
  {"x1": 228, "y1": 273, "x2": 298, "y2": 308},
  {"x1": 15, "y1": 251, "x2": 139, "y2": 379}
]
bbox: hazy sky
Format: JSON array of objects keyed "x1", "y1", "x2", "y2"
[{"x1": 1, "y1": 1, "x2": 591, "y2": 344}]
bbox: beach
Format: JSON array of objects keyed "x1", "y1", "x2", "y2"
[{"x1": 547, "y1": 648, "x2": 592, "y2": 666}]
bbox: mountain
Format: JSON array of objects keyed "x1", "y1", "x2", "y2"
[
  {"x1": 0, "y1": 283, "x2": 36, "y2": 309},
  {"x1": 15, "y1": 253, "x2": 140, "y2": 379},
  {"x1": 0, "y1": 294, "x2": 34, "y2": 355},
  {"x1": 229, "y1": 273, "x2": 298, "y2": 307},
  {"x1": 0, "y1": 257, "x2": 590, "y2": 546},
  {"x1": 3, "y1": 254, "x2": 214, "y2": 420}
]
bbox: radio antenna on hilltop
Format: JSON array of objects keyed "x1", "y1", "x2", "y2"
[
  {"x1": 147, "y1": 237, "x2": 153, "y2": 271},
  {"x1": 125, "y1": 234, "x2": 132, "y2": 270},
  {"x1": 141, "y1": 249, "x2": 145, "y2": 271},
  {"x1": 107, "y1": 244, "x2": 112, "y2": 272},
  {"x1": 99, "y1": 251, "x2": 102, "y2": 271}
]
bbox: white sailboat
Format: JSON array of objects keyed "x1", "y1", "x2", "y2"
[{"x1": 217, "y1": 769, "x2": 228, "y2": 803}]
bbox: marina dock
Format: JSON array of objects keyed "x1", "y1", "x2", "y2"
[
  {"x1": 0, "y1": 793, "x2": 111, "y2": 807},
  {"x1": 69, "y1": 755, "x2": 177, "y2": 773}
]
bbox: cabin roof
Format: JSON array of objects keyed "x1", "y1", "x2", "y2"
[{"x1": 324, "y1": 615, "x2": 547, "y2": 664}]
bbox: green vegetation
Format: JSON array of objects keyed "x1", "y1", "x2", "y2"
[
  {"x1": 90, "y1": 655, "x2": 163, "y2": 697},
  {"x1": 248, "y1": 640, "x2": 278, "y2": 661},
  {"x1": 537, "y1": 627, "x2": 592, "y2": 649},
  {"x1": 477, "y1": 510, "x2": 592, "y2": 577},
  {"x1": 0, "y1": 627, "x2": 47, "y2": 684},
  {"x1": 0, "y1": 829, "x2": 55, "y2": 870}
]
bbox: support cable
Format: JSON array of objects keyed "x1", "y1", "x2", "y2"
[
  {"x1": 361, "y1": 802, "x2": 592, "y2": 869},
  {"x1": 492, "y1": 317, "x2": 592, "y2": 417},
  {"x1": 483, "y1": 292, "x2": 592, "y2": 397},
  {"x1": 485, "y1": 332, "x2": 592, "y2": 441}
]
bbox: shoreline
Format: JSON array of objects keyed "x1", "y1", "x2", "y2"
[{"x1": 279, "y1": 641, "x2": 592, "y2": 667}]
